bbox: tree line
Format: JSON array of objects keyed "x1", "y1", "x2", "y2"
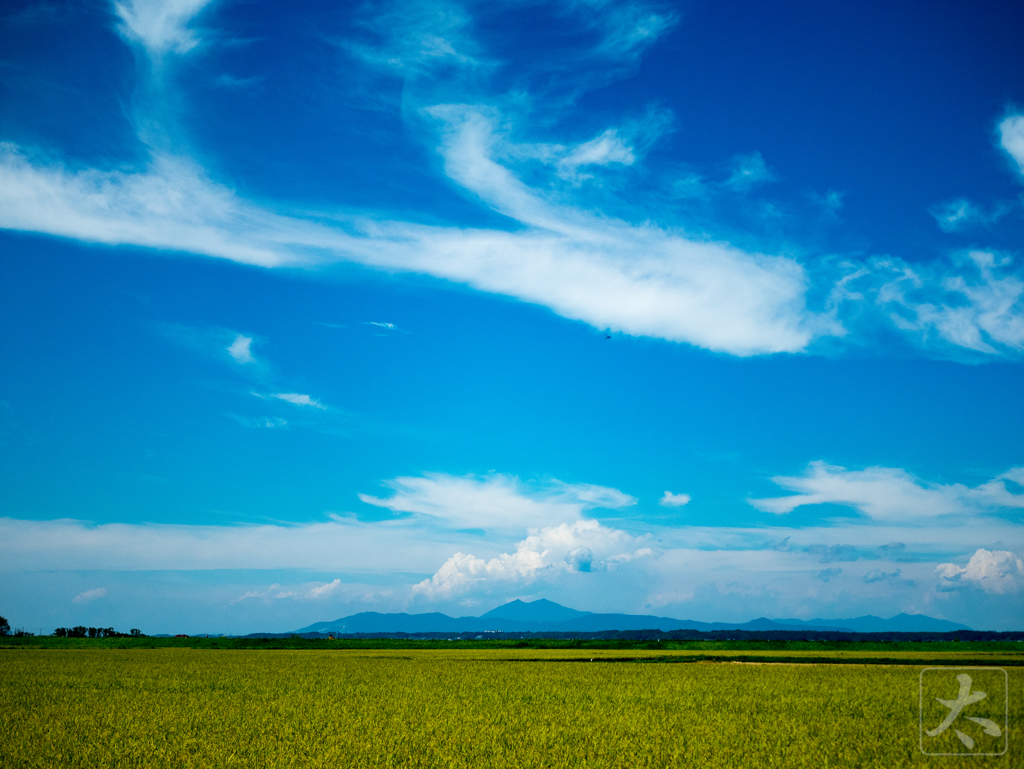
[
  {"x1": 54, "y1": 627, "x2": 144, "y2": 638},
  {"x1": 1, "y1": 615, "x2": 144, "y2": 638}
]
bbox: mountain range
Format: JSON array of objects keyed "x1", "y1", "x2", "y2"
[{"x1": 296, "y1": 599, "x2": 971, "y2": 635}]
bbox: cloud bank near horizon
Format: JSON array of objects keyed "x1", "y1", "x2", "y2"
[{"x1": 3, "y1": 464, "x2": 1021, "y2": 626}]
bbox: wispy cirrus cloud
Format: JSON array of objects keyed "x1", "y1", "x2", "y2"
[
  {"x1": 228, "y1": 415, "x2": 287, "y2": 429},
  {"x1": 359, "y1": 472, "x2": 635, "y2": 531},
  {"x1": 0, "y1": 3, "x2": 1021, "y2": 362},
  {"x1": 0, "y1": 134, "x2": 834, "y2": 356},
  {"x1": 725, "y1": 151, "x2": 775, "y2": 191},
  {"x1": 343, "y1": 0, "x2": 481, "y2": 77},
  {"x1": 555, "y1": 128, "x2": 636, "y2": 181},
  {"x1": 750, "y1": 461, "x2": 1024, "y2": 520},
  {"x1": 876, "y1": 251, "x2": 1024, "y2": 355},
  {"x1": 160, "y1": 324, "x2": 265, "y2": 368},
  {"x1": 572, "y1": 0, "x2": 678, "y2": 62},
  {"x1": 114, "y1": 0, "x2": 213, "y2": 58},
  {"x1": 73, "y1": 587, "x2": 107, "y2": 603},
  {"x1": 930, "y1": 199, "x2": 1009, "y2": 233},
  {"x1": 231, "y1": 578, "x2": 385, "y2": 604},
  {"x1": 271, "y1": 393, "x2": 325, "y2": 409}
]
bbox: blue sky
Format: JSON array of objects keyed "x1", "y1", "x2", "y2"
[{"x1": 1, "y1": 0, "x2": 1023, "y2": 634}]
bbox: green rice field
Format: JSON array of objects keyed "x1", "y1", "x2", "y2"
[{"x1": 1, "y1": 645, "x2": 1021, "y2": 768}]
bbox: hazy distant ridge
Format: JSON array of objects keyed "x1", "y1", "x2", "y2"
[{"x1": 296, "y1": 599, "x2": 970, "y2": 635}]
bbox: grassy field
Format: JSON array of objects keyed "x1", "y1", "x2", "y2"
[{"x1": 1, "y1": 646, "x2": 1020, "y2": 767}]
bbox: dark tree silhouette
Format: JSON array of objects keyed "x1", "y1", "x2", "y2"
[{"x1": 0, "y1": 615, "x2": 10, "y2": 636}]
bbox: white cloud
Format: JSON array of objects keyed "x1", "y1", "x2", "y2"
[
  {"x1": 412, "y1": 518, "x2": 651, "y2": 598},
  {"x1": 3, "y1": 508, "x2": 1023, "y2": 627},
  {"x1": 0, "y1": 515, "x2": 460, "y2": 573},
  {"x1": 0, "y1": 133, "x2": 833, "y2": 356},
  {"x1": 114, "y1": 0, "x2": 213, "y2": 57},
  {"x1": 0, "y1": 148, "x2": 296, "y2": 267},
  {"x1": 659, "y1": 491, "x2": 690, "y2": 507},
  {"x1": 999, "y1": 114, "x2": 1024, "y2": 178},
  {"x1": 556, "y1": 129, "x2": 635, "y2": 180},
  {"x1": 912, "y1": 253, "x2": 1023, "y2": 353},
  {"x1": 577, "y1": 0, "x2": 677, "y2": 61},
  {"x1": 73, "y1": 587, "x2": 107, "y2": 603},
  {"x1": 342, "y1": 0, "x2": 479, "y2": 77},
  {"x1": 420, "y1": 108, "x2": 833, "y2": 354},
  {"x1": 226, "y1": 334, "x2": 254, "y2": 363},
  {"x1": 359, "y1": 473, "x2": 635, "y2": 531},
  {"x1": 872, "y1": 252, "x2": 1024, "y2": 355},
  {"x1": 307, "y1": 579, "x2": 343, "y2": 598},
  {"x1": 937, "y1": 549, "x2": 1024, "y2": 594},
  {"x1": 272, "y1": 393, "x2": 325, "y2": 409},
  {"x1": 750, "y1": 461, "x2": 1024, "y2": 521},
  {"x1": 233, "y1": 578, "x2": 361, "y2": 603}
]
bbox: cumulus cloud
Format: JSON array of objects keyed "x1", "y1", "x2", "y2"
[
  {"x1": 659, "y1": 491, "x2": 691, "y2": 507},
  {"x1": 999, "y1": 114, "x2": 1024, "y2": 178},
  {"x1": 3, "y1": 509, "x2": 1022, "y2": 626},
  {"x1": 272, "y1": 393, "x2": 325, "y2": 409},
  {"x1": 359, "y1": 472, "x2": 635, "y2": 531},
  {"x1": 412, "y1": 518, "x2": 651, "y2": 598},
  {"x1": 73, "y1": 587, "x2": 107, "y2": 603},
  {"x1": 750, "y1": 461, "x2": 1024, "y2": 520},
  {"x1": 226, "y1": 334, "x2": 254, "y2": 363},
  {"x1": 114, "y1": 0, "x2": 213, "y2": 58},
  {"x1": 937, "y1": 548, "x2": 1024, "y2": 594}
]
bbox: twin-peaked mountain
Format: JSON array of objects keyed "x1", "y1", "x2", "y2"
[{"x1": 296, "y1": 598, "x2": 970, "y2": 634}]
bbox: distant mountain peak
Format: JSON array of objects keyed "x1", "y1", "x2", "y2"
[
  {"x1": 295, "y1": 601, "x2": 972, "y2": 635},
  {"x1": 480, "y1": 598, "x2": 592, "y2": 623}
]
